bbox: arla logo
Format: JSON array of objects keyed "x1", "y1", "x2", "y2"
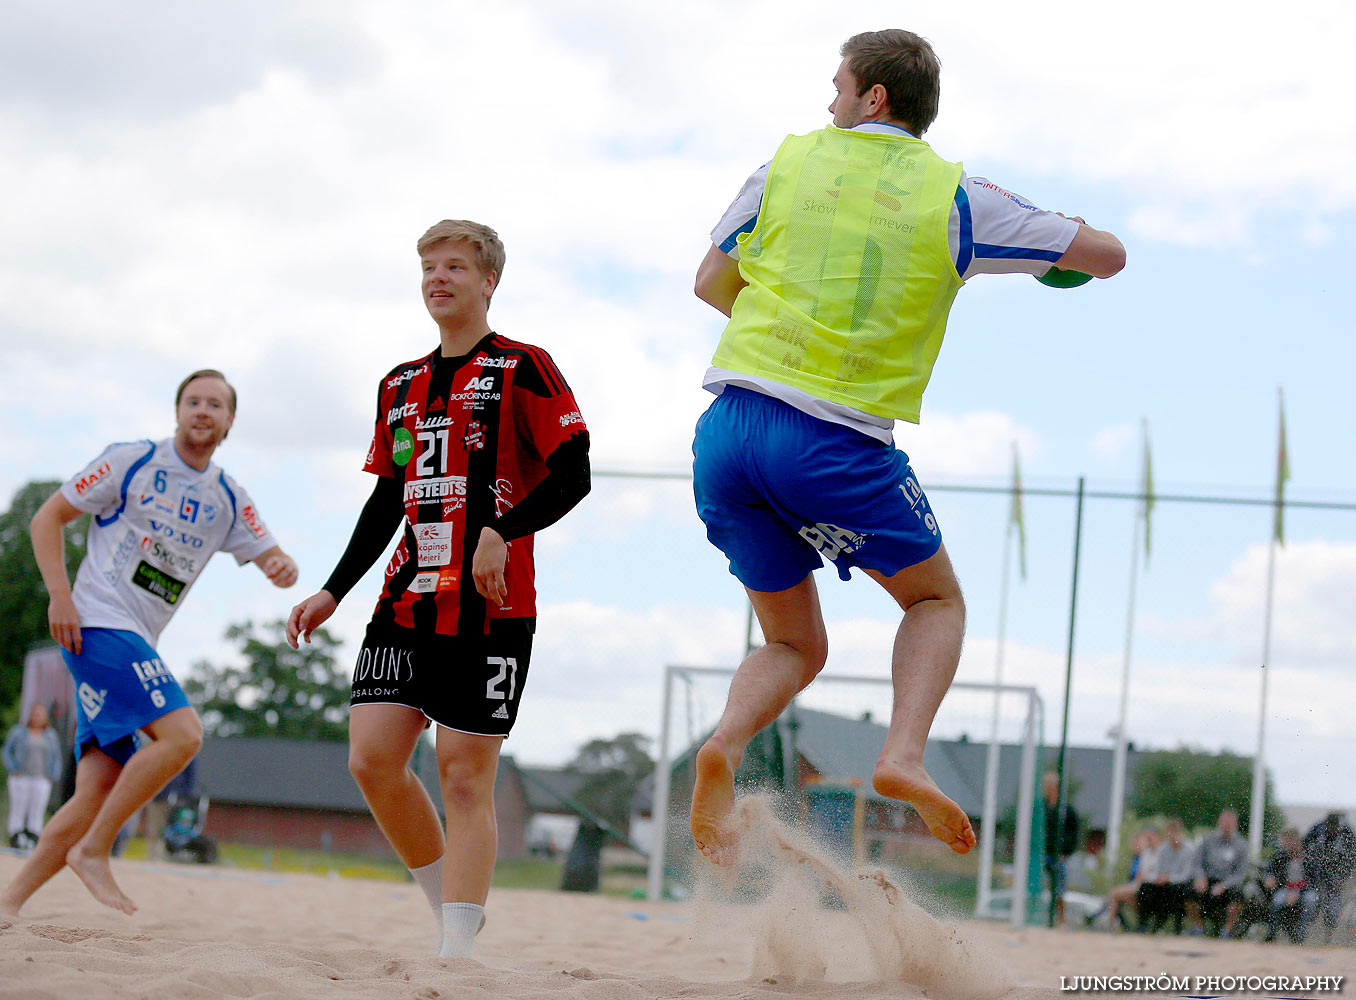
[
  {"x1": 463, "y1": 375, "x2": 495, "y2": 391},
  {"x1": 391, "y1": 427, "x2": 415, "y2": 466},
  {"x1": 74, "y1": 462, "x2": 112, "y2": 496}
]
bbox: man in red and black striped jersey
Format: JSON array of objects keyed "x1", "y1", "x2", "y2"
[{"x1": 286, "y1": 220, "x2": 589, "y2": 957}]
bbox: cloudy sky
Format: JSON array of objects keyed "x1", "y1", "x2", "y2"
[{"x1": 3, "y1": 0, "x2": 1354, "y2": 814}]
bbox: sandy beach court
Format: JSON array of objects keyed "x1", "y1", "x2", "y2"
[{"x1": 2, "y1": 849, "x2": 1352, "y2": 1000}]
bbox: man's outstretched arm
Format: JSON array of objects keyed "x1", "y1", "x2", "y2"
[
  {"x1": 1054, "y1": 219, "x2": 1126, "y2": 278},
  {"x1": 695, "y1": 244, "x2": 748, "y2": 317}
]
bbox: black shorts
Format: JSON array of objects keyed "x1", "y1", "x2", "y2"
[{"x1": 350, "y1": 621, "x2": 533, "y2": 737}]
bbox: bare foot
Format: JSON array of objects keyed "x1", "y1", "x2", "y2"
[
  {"x1": 690, "y1": 737, "x2": 739, "y2": 866},
  {"x1": 0, "y1": 897, "x2": 21, "y2": 919},
  {"x1": 872, "y1": 758, "x2": 976, "y2": 854},
  {"x1": 66, "y1": 844, "x2": 136, "y2": 915}
]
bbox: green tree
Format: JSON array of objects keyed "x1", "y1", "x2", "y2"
[
  {"x1": 565, "y1": 732, "x2": 653, "y2": 835},
  {"x1": 0, "y1": 480, "x2": 89, "y2": 720},
  {"x1": 1129, "y1": 745, "x2": 1286, "y2": 841},
  {"x1": 183, "y1": 620, "x2": 349, "y2": 741}
]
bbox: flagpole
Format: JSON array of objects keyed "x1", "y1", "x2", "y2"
[
  {"x1": 977, "y1": 517, "x2": 1013, "y2": 917},
  {"x1": 1249, "y1": 389, "x2": 1286, "y2": 860},
  {"x1": 1249, "y1": 533, "x2": 1278, "y2": 860},
  {"x1": 1106, "y1": 493, "x2": 1141, "y2": 871},
  {"x1": 1106, "y1": 422, "x2": 1149, "y2": 871}
]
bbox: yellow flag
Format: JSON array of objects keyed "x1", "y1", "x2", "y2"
[
  {"x1": 1010, "y1": 443, "x2": 1026, "y2": 580},
  {"x1": 1274, "y1": 390, "x2": 1290, "y2": 545}
]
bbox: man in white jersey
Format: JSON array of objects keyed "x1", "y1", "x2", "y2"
[
  {"x1": 689, "y1": 30, "x2": 1125, "y2": 865},
  {"x1": 0, "y1": 369, "x2": 298, "y2": 917}
]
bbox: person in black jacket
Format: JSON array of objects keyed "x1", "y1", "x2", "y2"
[
  {"x1": 1302, "y1": 812, "x2": 1356, "y2": 943},
  {"x1": 1043, "y1": 770, "x2": 1079, "y2": 925}
]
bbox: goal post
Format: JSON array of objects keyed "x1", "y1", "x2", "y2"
[{"x1": 646, "y1": 665, "x2": 1045, "y2": 928}]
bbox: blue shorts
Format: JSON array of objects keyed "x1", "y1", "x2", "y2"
[
  {"x1": 692, "y1": 386, "x2": 942, "y2": 593},
  {"x1": 63, "y1": 628, "x2": 190, "y2": 765}
]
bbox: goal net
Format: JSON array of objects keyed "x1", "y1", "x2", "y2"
[{"x1": 646, "y1": 666, "x2": 1045, "y2": 927}]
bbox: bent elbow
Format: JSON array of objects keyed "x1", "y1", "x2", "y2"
[{"x1": 1098, "y1": 242, "x2": 1127, "y2": 278}]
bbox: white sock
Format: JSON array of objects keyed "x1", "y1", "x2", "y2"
[
  {"x1": 439, "y1": 902, "x2": 485, "y2": 958},
  {"x1": 409, "y1": 857, "x2": 444, "y2": 946}
]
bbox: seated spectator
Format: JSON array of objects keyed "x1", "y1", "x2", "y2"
[
  {"x1": 1264, "y1": 826, "x2": 1317, "y2": 943},
  {"x1": 1137, "y1": 819, "x2": 1196, "y2": 933},
  {"x1": 1107, "y1": 827, "x2": 1158, "y2": 931},
  {"x1": 1302, "y1": 812, "x2": 1356, "y2": 944},
  {"x1": 1187, "y1": 808, "x2": 1248, "y2": 937},
  {"x1": 1064, "y1": 830, "x2": 1108, "y2": 926}
]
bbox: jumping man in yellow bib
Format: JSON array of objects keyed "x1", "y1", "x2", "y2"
[{"x1": 689, "y1": 29, "x2": 1125, "y2": 864}]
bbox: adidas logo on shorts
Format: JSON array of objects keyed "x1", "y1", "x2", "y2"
[{"x1": 492, "y1": 705, "x2": 510, "y2": 720}]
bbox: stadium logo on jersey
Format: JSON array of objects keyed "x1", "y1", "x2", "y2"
[
  {"x1": 415, "y1": 415, "x2": 455, "y2": 430},
  {"x1": 559, "y1": 411, "x2": 584, "y2": 428},
  {"x1": 404, "y1": 476, "x2": 467, "y2": 502},
  {"x1": 78, "y1": 683, "x2": 108, "y2": 721},
  {"x1": 463, "y1": 420, "x2": 485, "y2": 451},
  {"x1": 147, "y1": 520, "x2": 205, "y2": 548},
  {"x1": 473, "y1": 354, "x2": 518, "y2": 369},
  {"x1": 387, "y1": 401, "x2": 419, "y2": 425},
  {"x1": 463, "y1": 375, "x2": 495, "y2": 392},
  {"x1": 241, "y1": 504, "x2": 268, "y2": 539},
  {"x1": 179, "y1": 496, "x2": 201, "y2": 524},
  {"x1": 73, "y1": 462, "x2": 112, "y2": 496},
  {"x1": 391, "y1": 427, "x2": 415, "y2": 466},
  {"x1": 386, "y1": 364, "x2": 428, "y2": 389},
  {"x1": 428, "y1": 396, "x2": 446, "y2": 412}
]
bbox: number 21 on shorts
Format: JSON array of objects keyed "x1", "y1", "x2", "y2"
[{"x1": 486, "y1": 656, "x2": 518, "y2": 700}]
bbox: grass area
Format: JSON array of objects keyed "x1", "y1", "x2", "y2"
[{"x1": 111, "y1": 838, "x2": 649, "y2": 897}]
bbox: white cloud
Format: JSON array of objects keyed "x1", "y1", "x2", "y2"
[{"x1": 1209, "y1": 541, "x2": 1356, "y2": 663}]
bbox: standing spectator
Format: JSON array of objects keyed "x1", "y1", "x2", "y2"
[
  {"x1": 1042, "y1": 770, "x2": 1079, "y2": 926},
  {"x1": 1263, "y1": 827, "x2": 1317, "y2": 943},
  {"x1": 1138, "y1": 819, "x2": 1196, "y2": 933},
  {"x1": 4, "y1": 704, "x2": 63, "y2": 849},
  {"x1": 1302, "y1": 812, "x2": 1356, "y2": 943},
  {"x1": 1188, "y1": 808, "x2": 1249, "y2": 937}
]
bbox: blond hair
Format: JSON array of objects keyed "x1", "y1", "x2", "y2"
[{"x1": 417, "y1": 220, "x2": 506, "y2": 295}]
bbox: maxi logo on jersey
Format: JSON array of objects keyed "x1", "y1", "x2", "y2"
[
  {"x1": 404, "y1": 476, "x2": 468, "y2": 503},
  {"x1": 73, "y1": 462, "x2": 112, "y2": 497}
]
